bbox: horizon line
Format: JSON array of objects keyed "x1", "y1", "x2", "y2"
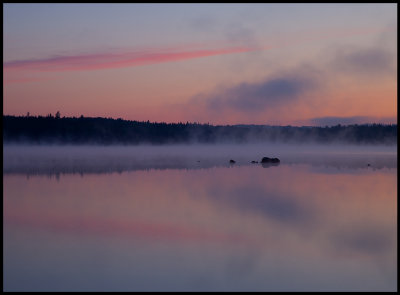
[{"x1": 3, "y1": 114, "x2": 397, "y2": 128}]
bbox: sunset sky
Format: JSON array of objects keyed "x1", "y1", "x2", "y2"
[{"x1": 3, "y1": 3, "x2": 397, "y2": 125}]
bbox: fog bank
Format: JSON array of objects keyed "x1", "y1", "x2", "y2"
[{"x1": 3, "y1": 143, "x2": 397, "y2": 176}]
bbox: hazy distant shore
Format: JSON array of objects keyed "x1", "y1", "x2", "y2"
[{"x1": 3, "y1": 115, "x2": 397, "y2": 145}]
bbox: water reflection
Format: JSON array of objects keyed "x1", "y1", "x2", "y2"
[
  {"x1": 3, "y1": 152, "x2": 397, "y2": 291},
  {"x1": 3, "y1": 153, "x2": 396, "y2": 177},
  {"x1": 206, "y1": 184, "x2": 311, "y2": 224},
  {"x1": 261, "y1": 162, "x2": 280, "y2": 168},
  {"x1": 3, "y1": 144, "x2": 396, "y2": 177}
]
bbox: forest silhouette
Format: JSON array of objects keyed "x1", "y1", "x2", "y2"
[{"x1": 3, "y1": 114, "x2": 397, "y2": 145}]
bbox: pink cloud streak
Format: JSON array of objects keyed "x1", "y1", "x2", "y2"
[
  {"x1": 4, "y1": 46, "x2": 255, "y2": 72},
  {"x1": 3, "y1": 25, "x2": 393, "y2": 77}
]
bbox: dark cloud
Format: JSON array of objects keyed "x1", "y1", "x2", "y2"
[
  {"x1": 309, "y1": 116, "x2": 396, "y2": 126},
  {"x1": 203, "y1": 68, "x2": 319, "y2": 113},
  {"x1": 331, "y1": 47, "x2": 395, "y2": 76}
]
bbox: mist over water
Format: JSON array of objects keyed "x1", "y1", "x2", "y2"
[
  {"x1": 3, "y1": 143, "x2": 397, "y2": 176},
  {"x1": 3, "y1": 143, "x2": 397, "y2": 291}
]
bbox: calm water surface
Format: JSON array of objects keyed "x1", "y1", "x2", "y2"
[{"x1": 3, "y1": 145, "x2": 397, "y2": 291}]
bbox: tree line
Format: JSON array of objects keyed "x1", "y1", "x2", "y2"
[{"x1": 3, "y1": 114, "x2": 397, "y2": 145}]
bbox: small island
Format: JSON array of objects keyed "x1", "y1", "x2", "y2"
[{"x1": 261, "y1": 157, "x2": 280, "y2": 163}]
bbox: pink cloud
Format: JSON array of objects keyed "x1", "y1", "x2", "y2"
[
  {"x1": 3, "y1": 25, "x2": 393, "y2": 80},
  {"x1": 4, "y1": 46, "x2": 255, "y2": 72}
]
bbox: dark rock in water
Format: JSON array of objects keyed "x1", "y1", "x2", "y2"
[
  {"x1": 229, "y1": 159, "x2": 236, "y2": 164},
  {"x1": 251, "y1": 161, "x2": 258, "y2": 163},
  {"x1": 261, "y1": 157, "x2": 280, "y2": 163}
]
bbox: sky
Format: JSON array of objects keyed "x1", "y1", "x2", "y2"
[{"x1": 3, "y1": 3, "x2": 397, "y2": 125}]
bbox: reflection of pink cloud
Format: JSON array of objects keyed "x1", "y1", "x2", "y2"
[
  {"x1": 4, "y1": 213, "x2": 253, "y2": 246},
  {"x1": 3, "y1": 75, "x2": 57, "y2": 85},
  {"x1": 4, "y1": 46, "x2": 254, "y2": 72}
]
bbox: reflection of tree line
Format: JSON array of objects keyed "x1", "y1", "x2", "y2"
[
  {"x1": 3, "y1": 115, "x2": 397, "y2": 144},
  {"x1": 4, "y1": 157, "x2": 396, "y2": 177}
]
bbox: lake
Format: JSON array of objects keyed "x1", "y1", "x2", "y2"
[{"x1": 3, "y1": 144, "x2": 397, "y2": 291}]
